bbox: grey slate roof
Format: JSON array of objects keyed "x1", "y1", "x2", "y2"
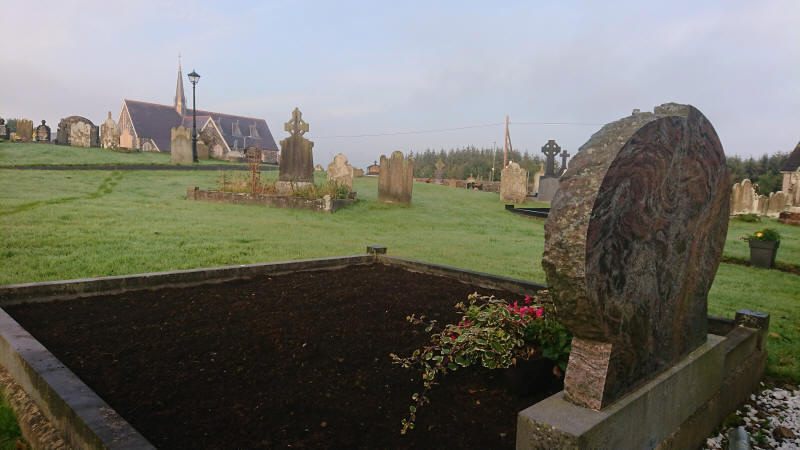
[
  {"x1": 125, "y1": 100, "x2": 278, "y2": 153},
  {"x1": 125, "y1": 100, "x2": 182, "y2": 152},
  {"x1": 195, "y1": 109, "x2": 278, "y2": 152},
  {"x1": 781, "y1": 141, "x2": 800, "y2": 172}
]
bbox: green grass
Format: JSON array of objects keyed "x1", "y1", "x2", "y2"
[
  {"x1": 0, "y1": 142, "x2": 245, "y2": 166},
  {"x1": 0, "y1": 164, "x2": 798, "y2": 381},
  {"x1": 724, "y1": 216, "x2": 800, "y2": 267},
  {"x1": 0, "y1": 395, "x2": 23, "y2": 449}
]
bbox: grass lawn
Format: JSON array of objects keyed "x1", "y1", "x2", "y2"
[
  {"x1": 0, "y1": 164, "x2": 798, "y2": 382},
  {"x1": 0, "y1": 142, "x2": 245, "y2": 166}
]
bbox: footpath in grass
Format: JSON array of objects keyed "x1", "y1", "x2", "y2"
[
  {"x1": 0, "y1": 142, "x2": 244, "y2": 167},
  {"x1": 0, "y1": 168, "x2": 798, "y2": 381}
]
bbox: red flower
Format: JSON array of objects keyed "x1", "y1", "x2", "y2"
[
  {"x1": 535, "y1": 308, "x2": 544, "y2": 318},
  {"x1": 525, "y1": 296, "x2": 531, "y2": 304}
]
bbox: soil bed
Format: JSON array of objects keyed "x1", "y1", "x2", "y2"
[{"x1": 5, "y1": 264, "x2": 561, "y2": 449}]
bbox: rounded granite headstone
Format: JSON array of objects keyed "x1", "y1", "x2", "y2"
[{"x1": 542, "y1": 103, "x2": 729, "y2": 409}]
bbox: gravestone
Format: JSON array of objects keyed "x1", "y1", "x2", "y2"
[
  {"x1": 119, "y1": 129, "x2": 133, "y2": 149},
  {"x1": 57, "y1": 116, "x2": 99, "y2": 146},
  {"x1": 16, "y1": 119, "x2": 33, "y2": 141},
  {"x1": 327, "y1": 153, "x2": 353, "y2": 189},
  {"x1": 500, "y1": 161, "x2": 528, "y2": 203},
  {"x1": 537, "y1": 140, "x2": 562, "y2": 202},
  {"x1": 100, "y1": 112, "x2": 120, "y2": 150},
  {"x1": 559, "y1": 149, "x2": 570, "y2": 175},
  {"x1": 542, "y1": 103, "x2": 729, "y2": 410},
  {"x1": 170, "y1": 126, "x2": 193, "y2": 163},
  {"x1": 531, "y1": 167, "x2": 544, "y2": 196},
  {"x1": 0, "y1": 119, "x2": 8, "y2": 140},
  {"x1": 277, "y1": 108, "x2": 314, "y2": 194},
  {"x1": 434, "y1": 159, "x2": 445, "y2": 184},
  {"x1": 197, "y1": 141, "x2": 209, "y2": 160},
  {"x1": 69, "y1": 122, "x2": 92, "y2": 147},
  {"x1": 378, "y1": 151, "x2": 414, "y2": 204},
  {"x1": 35, "y1": 120, "x2": 51, "y2": 142}
]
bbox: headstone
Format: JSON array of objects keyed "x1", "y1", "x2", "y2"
[
  {"x1": 0, "y1": 119, "x2": 8, "y2": 140},
  {"x1": 327, "y1": 153, "x2": 354, "y2": 189},
  {"x1": 197, "y1": 141, "x2": 209, "y2": 160},
  {"x1": 100, "y1": 112, "x2": 120, "y2": 150},
  {"x1": 170, "y1": 126, "x2": 193, "y2": 163},
  {"x1": 559, "y1": 149, "x2": 570, "y2": 175},
  {"x1": 277, "y1": 107, "x2": 314, "y2": 193},
  {"x1": 542, "y1": 140, "x2": 560, "y2": 176},
  {"x1": 764, "y1": 191, "x2": 787, "y2": 217},
  {"x1": 16, "y1": 119, "x2": 33, "y2": 141},
  {"x1": 531, "y1": 167, "x2": 544, "y2": 196},
  {"x1": 500, "y1": 161, "x2": 528, "y2": 203},
  {"x1": 378, "y1": 151, "x2": 414, "y2": 204},
  {"x1": 314, "y1": 164, "x2": 324, "y2": 172},
  {"x1": 69, "y1": 122, "x2": 92, "y2": 147},
  {"x1": 35, "y1": 120, "x2": 51, "y2": 142},
  {"x1": 542, "y1": 103, "x2": 729, "y2": 410},
  {"x1": 119, "y1": 129, "x2": 133, "y2": 149},
  {"x1": 353, "y1": 168, "x2": 364, "y2": 177},
  {"x1": 730, "y1": 179, "x2": 759, "y2": 215},
  {"x1": 538, "y1": 140, "x2": 563, "y2": 202},
  {"x1": 57, "y1": 116, "x2": 99, "y2": 146},
  {"x1": 434, "y1": 159, "x2": 445, "y2": 184}
]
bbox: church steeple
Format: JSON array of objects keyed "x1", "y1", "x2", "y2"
[{"x1": 174, "y1": 55, "x2": 186, "y2": 116}]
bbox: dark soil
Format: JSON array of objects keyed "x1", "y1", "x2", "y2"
[{"x1": 5, "y1": 264, "x2": 561, "y2": 449}]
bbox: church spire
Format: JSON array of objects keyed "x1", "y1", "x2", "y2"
[{"x1": 174, "y1": 54, "x2": 186, "y2": 116}]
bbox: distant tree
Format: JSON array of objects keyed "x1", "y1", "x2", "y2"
[{"x1": 726, "y1": 152, "x2": 788, "y2": 194}]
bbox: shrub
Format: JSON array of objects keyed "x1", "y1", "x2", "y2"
[
  {"x1": 391, "y1": 291, "x2": 570, "y2": 434},
  {"x1": 741, "y1": 228, "x2": 780, "y2": 242},
  {"x1": 734, "y1": 213, "x2": 760, "y2": 223}
]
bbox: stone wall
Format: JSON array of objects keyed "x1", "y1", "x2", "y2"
[{"x1": 186, "y1": 187, "x2": 355, "y2": 213}]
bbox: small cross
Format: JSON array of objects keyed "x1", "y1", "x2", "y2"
[{"x1": 560, "y1": 149, "x2": 570, "y2": 173}]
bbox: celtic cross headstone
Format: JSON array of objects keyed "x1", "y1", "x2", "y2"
[{"x1": 541, "y1": 140, "x2": 561, "y2": 176}]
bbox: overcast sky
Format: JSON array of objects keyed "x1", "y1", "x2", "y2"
[{"x1": 2, "y1": 1, "x2": 798, "y2": 169}]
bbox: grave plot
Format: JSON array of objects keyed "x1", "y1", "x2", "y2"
[{"x1": 1, "y1": 261, "x2": 561, "y2": 449}]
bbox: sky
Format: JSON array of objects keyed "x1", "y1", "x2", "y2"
[{"x1": 1, "y1": 1, "x2": 798, "y2": 169}]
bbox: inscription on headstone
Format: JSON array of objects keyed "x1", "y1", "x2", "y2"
[
  {"x1": 378, "y1": 151, "x2": 414, "y2": 204},
  {"x1": 542, "y1": 103, "x2": 729, "y2": 409}
]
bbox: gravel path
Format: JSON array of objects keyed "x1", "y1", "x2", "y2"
[{"x1": 705, "y1": 383, "x2": 799, "y2": 449}]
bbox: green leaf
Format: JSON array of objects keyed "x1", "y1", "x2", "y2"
[
  {"x1": 455, "y1": 356, "x2": 468, "y2": 367},
  {"x1": 409, "y1": 406, "x2": 416, "y2": 413},
  {"x1": 447, "y1": 363, "x2": 458, "y2": 371}
]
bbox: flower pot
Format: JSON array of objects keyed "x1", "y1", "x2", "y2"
[{"x1": 749, "y1": 240, "x2": 779, "y2": 268}]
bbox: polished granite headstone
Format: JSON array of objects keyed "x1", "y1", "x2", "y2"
[{"x1": 542, "y1": 103, "x2": 730, "y2": 409}]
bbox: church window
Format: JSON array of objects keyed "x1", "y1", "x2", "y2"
[{"x1": 249, "y1": 124, "x2": 260, "y2": 138}]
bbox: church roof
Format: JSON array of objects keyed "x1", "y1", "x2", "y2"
[
  {"x1": 781, "y1": 140, "x2": 800, "y2": 172},
  {"x1": 124, "y1": 100, "x2": 278, "y2": 153},
  {"x1": 124, "y1": 100, "x2": 183, "y2": 152},
  {"x1": 194, "y1": 110, "x2": 278, "y2": 151}
]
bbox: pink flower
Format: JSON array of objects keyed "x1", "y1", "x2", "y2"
[
  {"x1": 535, "y1": 308, "x2": 544, "y2": 318},
  {"x1": 525, "y1": 296, "x2": 531, "y2": 304}
]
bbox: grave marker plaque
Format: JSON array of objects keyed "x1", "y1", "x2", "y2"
[{"x1": 542, "y1": 103, "x2": 729, "y2": 409}]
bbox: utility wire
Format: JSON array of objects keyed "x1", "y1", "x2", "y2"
[{"x1": 313, "y1": 121, "x2": 603, "y2": 139}]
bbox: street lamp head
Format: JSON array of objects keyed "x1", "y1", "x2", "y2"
[{"x1": 188, "y1": 70, "x2": 200, "y2": 85}]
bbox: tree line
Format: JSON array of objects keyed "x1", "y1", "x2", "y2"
[
  {"x1": 410, "y1": 146, "x2": 548, "y2": 181},
  {"x1": 409, "y1": 146, "x2": 791, "y2": 194}
]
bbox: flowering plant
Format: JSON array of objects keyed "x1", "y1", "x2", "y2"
[
  {"x1": 390, "y1": 290, "x2": 571, "y2": 434},
  {"x1": 740, "y1": 228, "x2": 780, "y2": 242}
]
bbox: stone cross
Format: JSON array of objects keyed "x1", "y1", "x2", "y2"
[
  {"x1": 542, "y1": 103, "x2": 729, "y2": 410},
  {"x1": 434, "y1": 159, "x2": 445, "y2": 184},
  {"x1": 541, "y1": 140, "x2": 561, "y2": 176},
  {"x1": 559, "y1": 149, "x2": 570, "y2": 174},
  {"x1": 284, "y1": 107, "x2": 309, "y2": 137}
]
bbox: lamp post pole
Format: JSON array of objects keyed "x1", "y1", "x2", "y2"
[{"x1": 188, "y1": 70, "x2": 201, "y2": 163}]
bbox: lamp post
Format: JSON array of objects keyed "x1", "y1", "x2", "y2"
[{"x1": 187, "y1": 70, "x2": 201, "y2": 162}]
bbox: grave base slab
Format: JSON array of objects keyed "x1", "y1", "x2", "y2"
[{"x1": 517, "y1": 323, "x2": 767, "y2": 449}]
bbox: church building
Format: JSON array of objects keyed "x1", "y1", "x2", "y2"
[{"x1": 116, "y1": 62, "x2": 279, "y2": 162}]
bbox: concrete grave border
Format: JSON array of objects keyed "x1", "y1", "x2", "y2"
[{"x1": 0, "y1": 252, "x2": 768, "y2": 449}]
